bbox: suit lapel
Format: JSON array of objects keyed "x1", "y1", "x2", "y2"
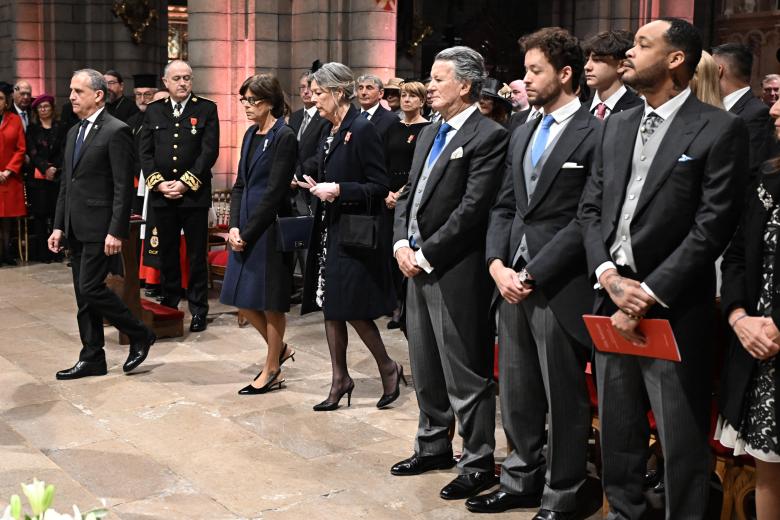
[
  {"x1": 73, "y1": 109, "x2": 106, "y2": 170},
  {"x1": 417, "y1": 111, "x2": 480, "y2": 212},
  {"x1": 527, "y1": 112, "x2": 592, "y2": 214},
  {"x1": 510, "y1": 118, "x2": 538, "y2": 212},
  {"x1": 633, "y1": 97, "x2": 707, "y2": 218},
  {"x1": 729, "y1": 90, "x2": 752, "y2": 115},
  {"x1": 405, "y1": 121, "x2": 437, "y2": 205},
  {"x1": 604, "y1": 106, "x2": 642, "y2": 228},
  {"x1": 302, "y1": 112, "x2": 321, "y2": 141},
  {"x1": 324, "y1": 106, "x2": 358, "y2": 162}
]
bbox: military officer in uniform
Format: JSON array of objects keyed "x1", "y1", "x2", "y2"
[{"x1": 138, "y1": 60, "x2": 220, "y2": 332}]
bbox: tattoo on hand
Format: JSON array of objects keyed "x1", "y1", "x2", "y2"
[{"x1": 609, "y1": 277, "x2": 624, "y2": 297}]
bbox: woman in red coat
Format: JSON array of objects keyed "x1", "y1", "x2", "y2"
[{"x1": 0, "y1": 82, "x2": 26, "y2": 264}]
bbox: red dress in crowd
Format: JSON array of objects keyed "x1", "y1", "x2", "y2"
[{"x1": 0, "y1": 112, "x2": 27, "y2": 217}]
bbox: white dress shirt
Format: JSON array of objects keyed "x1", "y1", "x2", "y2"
[
  {"x1": 594, "y1": 87, "x2": 692, "y2": 308},
  {"x1": 361, "y1": 103, "x2": 380, "y2": 120},
  {"x1": 392, "y1": 104, "x2": 480, "y2": 272},
  {"x1": 590, "y1": 85, "x2": 627, "y2": 118},
  {"x1": 79, "y1": 106, "x2": 106, "y2": 140},
  {"x1": 531, "y1": 97, "x2": 581, "y2": 151},
  {"x1": 170, "y1": 94, "x2": 191, "y2": 113},
  {"x1": 722, "y1": 86, "x2": 751, "y2": 112}
]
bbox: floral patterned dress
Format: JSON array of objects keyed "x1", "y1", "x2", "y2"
[{"x1": 718, "y1": 194, "x2": 780, "y2": 462}]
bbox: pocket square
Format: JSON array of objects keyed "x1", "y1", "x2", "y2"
[
  {"x1": 450, "y1": 147, "x2": 463, "y2": 160},
  {"x1": 562, "y1": 162, "x2": 584, "y2": 169},
  {"x1": 678, "y1": 154, "x2": 694, "y2": 162}
]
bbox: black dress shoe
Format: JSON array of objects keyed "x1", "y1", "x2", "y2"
[
  {"x1": 440, "y1": 471, "x2": 498, "y2": 500},
  {"x1": 390, "y1": 452, "x2": 456, "y2": 476},
  {"x1": 56, "y1": 360, "x2": 108, "y2": 380},
  {"x1": 123, "y1": 332, "x2": 156, "y2": 373},
  {"x1": 465, "y1": 490, "x2": 541, "y2": 513},
  {"x1": 239, "y1": 369, "x2": 285, "y2": 395},
  {"x1": 189, "y1": 313, "x2": 207, "y2": 332},
  {"x1": 532, "y1": 508, "x2": 577, "y2": 520},
  {"x1": 376, "y1": 363, "x2": 407, "y2": 408},
  {"x1": 313, "y1": 379, "x2": 355, "y2": 411}
]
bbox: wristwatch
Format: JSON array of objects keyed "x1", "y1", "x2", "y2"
[{"x1": 517, "y1": 268, "x2": 536, "y2": 288}]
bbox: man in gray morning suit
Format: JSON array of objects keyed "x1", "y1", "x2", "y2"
[
  {"x1": 390, "y1": 46, "x2": 509, "y2": 501},
  {"x1": 472, "y1": 28, "x2": 600, "y2": 520},
  {"x1": 579, "y1": 19, "x2": 748, "y2": 519},
  {"x1": 49, "y1": 69, "x2": 155, "y2": 380}
]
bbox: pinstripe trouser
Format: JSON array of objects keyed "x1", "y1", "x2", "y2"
[
  {"x1": 496, "y1": 293, "x2": 590, "y2": 512},
  {"x1": 406, "y1": 272, "x2": 497, "y2": 473}
]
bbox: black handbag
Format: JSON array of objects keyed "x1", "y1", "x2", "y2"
[
  {"x1": 338, "y1": 193, "x2": 379, "y2": 249},
  {"x1": 276, "y1": 214, "x2": 314, "y2": 252}
]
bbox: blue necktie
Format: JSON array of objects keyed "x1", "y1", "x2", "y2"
[
  {"x1": 73, "y1": 120, "x2": 89, "y2": 163},
  {"x1": 361, "y1": 111, "x2": 370, "y2": 119},
  {"x1": 531, "y1": 114, "x2": 555, "y2": 166},
  {"x1": 427, "y1": 122, "x2": 453, "y2": 167}
]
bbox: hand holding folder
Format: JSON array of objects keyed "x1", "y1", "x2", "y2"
[{"x1": 583, "y1": 314, "x2": 681, "y2": 362}]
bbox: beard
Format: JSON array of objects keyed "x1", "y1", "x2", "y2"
[
  {"x1": 623, "y1": 58, "x2": 668, "y2": 91},
  {"x1": 528, "y1": 81, "x2": 562, "y2": 109}
]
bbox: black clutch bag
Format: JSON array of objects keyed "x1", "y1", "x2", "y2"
[
  {"x1": 338, "y1": 193, "x2": 379, "y2": 249},
  {"x1": 276, "y1": 215, "x2": 314, "y2": 252}
]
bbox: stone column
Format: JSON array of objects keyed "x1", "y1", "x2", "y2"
[{"x1": 0, "y1": 0, "x2": 168, "y2": 105}]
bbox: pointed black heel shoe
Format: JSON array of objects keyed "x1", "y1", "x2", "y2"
[
  {"x1": 239, "y1": 369, "x2": 285, "y2": 395},
  {"x1": 377, "y1": 363, "x2": 407, "y2": 409},
  {"x1": 313, "y1": 379, "x2": 355, "y2": 411},
  {"x1": 252, "y1": 343, "x2": 296, "y2": 381}
]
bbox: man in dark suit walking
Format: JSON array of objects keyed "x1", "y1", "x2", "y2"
[
  {"x1": 713, "y1": 43, "x2": 773, "y2": 184},
  {"x1": 356, "y1": 74, "x2": 397, "y2": 138},
  {"x1": 469, "y1": 28, "x2": 600, "y2": 519},
  {"x1": 579, "y1": 18, "x2": 748, "y2": 519},
  {"x1": 581, "y1": 30, "x2": 642, "y2": 120},
  {"x1": 390, "y1": 46, "x2": 508, "y2": 501},
  {"x1": 49, "y1": 69, "x2": 155, "y2": 380},
  {"x1": 139, "y1": 60, "x2": 220, "y2": 332}
]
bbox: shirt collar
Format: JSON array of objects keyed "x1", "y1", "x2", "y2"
[
  {"x1": 443, "y1": 103, "x2": 478, "y2": 130},
  {"x1": 304, "y1": 105, "x2": 317, "y2": 117},
  {"x1": 723, "y1": 86, "x2": 751, "y2": 112},
  {"x1": 591, "y1": 85, "x2": 627, "y2": 111},
  {"x1": 363, "y1": 103, "x2": 380, "y2": 116},
  {"x1": 84, "y1": 106, "x2": 105, "y2": 125},
  {"x1": 171, "y1": 94, "x2": 191, "y2": 111},
  {"x1": 14, "y1": 103, "x2": 26, "y2": 114},
  {"x1": 542, "y1": 97, "x2": 581, "y2": 124},
  {"x1": 643, "y1": 87, "x2": 691, "y2": 120}
]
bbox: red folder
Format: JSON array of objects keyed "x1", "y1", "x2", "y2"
[{"x1": 582, "y1": 315, "x2": 681, "y2": 362}]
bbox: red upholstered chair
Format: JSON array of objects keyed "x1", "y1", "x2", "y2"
[
  {"x1": 207, "y1": 248, "x2": 228, "y2": 287},
  {"x1": 139, "y1": 298, "x2": 184, "y2": 338}
]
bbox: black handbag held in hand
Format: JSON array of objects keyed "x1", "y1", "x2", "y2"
[{"x1": 338, "y1": 192, "x2": 379, "y2": 249}]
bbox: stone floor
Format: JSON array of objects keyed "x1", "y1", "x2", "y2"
[{"x1": 0, "y1": 262, "x2": 612, "y2": 519}]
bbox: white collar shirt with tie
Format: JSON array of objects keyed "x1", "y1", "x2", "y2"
[
  {"x1": 361, "y1": 102, "x2": 380, "y2": 120},
  {"x1": 14, "y1": 103, "x2": 28, "y2": 131},
  {"x1": 530, "y1": 97, "x2": 581, "y2": 152},
  {"x1": 590, "y1": 84, "x2": 627, "y2": 119},
  {"x1": 79, "y1": 106, "x2": 106, "y2": 140},
  {"x1": 298, "y1": 105, "x2": 317, "y2": 140},
  {"x1": 170, "y1": 94, "x2": 191, "y2": 117}
]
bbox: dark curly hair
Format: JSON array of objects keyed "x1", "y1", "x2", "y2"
[
  {"x1": 239, "y1": 74, "x2": 286, "y2": 118},
  {"x1": 582, "y1": 30, "x2": 634, "y2": 60},
  {"x1": 520, "y1": 27, "x2": 585, "y2": 90},
  {"x1": 659, "y1": 17, "x2": 702, "y2": 80}
]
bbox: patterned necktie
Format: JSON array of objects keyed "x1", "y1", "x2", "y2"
[
  {"x1": 173, "y1": 103, "x2": 182, "y2": 119},
  {"x1": 640, "y1": 112, "x2": 663, "y2": 145},
  {"x1": 73, "y1": 120, "x2": 89, "y2": 163},
  {"x1": 298, "y1": 111, "x2": 310, "y2": 140},
  {"x1": 531, "y1": 114, "x2": 555, "y2": 166},
  {"x1": 427, "y1": 122, "x2": 453, "y2": 167},
  {"x1": 595, "y1": 103, "x2": 607, "y2": 120}
]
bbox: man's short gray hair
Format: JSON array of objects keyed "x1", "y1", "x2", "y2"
[
  {"x1": 311, "y1": 62, "x2": 355, "y2": 100},
  {"x1": 163, "y1": 60, "x2": 192, "y2": 78},
  {"x1": 356, "y1": 74, "x2": 384, "y2": 90},
  {"x1": 434, "y1": 46, "x2": 486, "y2": 102},
  {"x1": 73, "y1": 68, "x2": 108, "y2": 99},
  {"x1": 763, "y1": 73, "x2": 780, "y2": 85}
]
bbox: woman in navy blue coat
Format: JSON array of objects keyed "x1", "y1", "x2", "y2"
[
  {"x1": 220, "y1": 74, "x2": 298, "y2": 395},
  {"x1": 298, "y1": 62, "x2": 405, "y2": 411}
]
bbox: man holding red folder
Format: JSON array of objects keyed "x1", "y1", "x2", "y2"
[{"x1": 579, "y1": 18, "x2": 748, "y2": 519}]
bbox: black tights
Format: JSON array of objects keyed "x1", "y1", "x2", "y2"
[{"x1": 324, "y1": 319, "x2": 397, "y2": 400}]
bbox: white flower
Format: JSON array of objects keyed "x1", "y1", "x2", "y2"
[
  {"x1": 21, "y1": 479, "x2": 54, "y2": 516},
  {"x1": 43, "y1": 510, "x2": 74, "y2": 520}
]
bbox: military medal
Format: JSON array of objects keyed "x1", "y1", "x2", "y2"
[{"x1": 190, "y1": 117, "x2": 198, "y2": 135}]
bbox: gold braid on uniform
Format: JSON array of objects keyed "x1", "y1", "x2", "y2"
[
  {"x1": 180, "y1": 171, "x2": 202, "y2": 191},
  {"x1": 146, "y1": 172, "x2": 164, "y2": 190}
]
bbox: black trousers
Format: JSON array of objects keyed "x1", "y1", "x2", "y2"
[
  {"x1": 155, "y1": 205, "x2": 209, "y2": 316},
  {"x1": 69, "y1": 234, "x2": 149, "y2": 362}
]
